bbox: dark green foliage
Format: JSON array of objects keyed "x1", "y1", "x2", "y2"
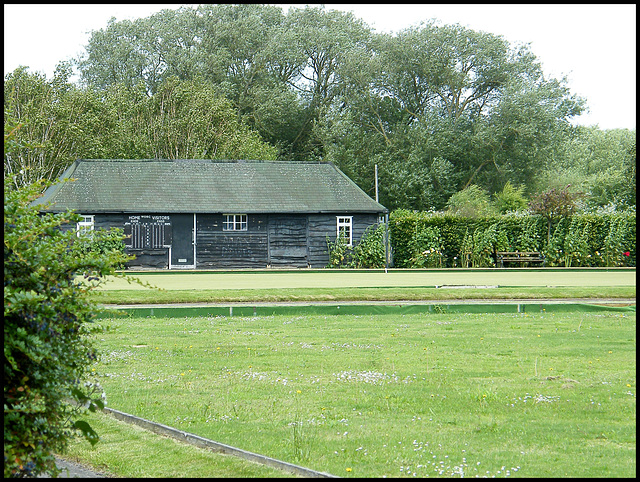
[
  {"x1": 528, "y1": 185, "x2": 584, "y2": 244},
  {"x1": 5, "y1": 5, "x2": 634, "y2": 215},
  {"x1": 351, "y1": 224, "x2": 387, "y2": 269},
  {"x1": 389, "y1": 210, "x2": 502, "y2": 268},
  {"x1": 601, "y1": 213, "x2": 636, "y2": 267},
  {"x1": 388, "y1": 209, "x2": 635, "y2": 268},
  {"x1": 563, "y1": 217, "x2": 592, "y2": 267},
  {"x1": 387, "y1": 209, "x2": 421, "y2": 268},
  {"x1": 493, "y1": 181, "x2": 529, "y2": 214},
  {"x1": 4, "y1": 141, "x2": 135, "y2": 477},
  {"x1": 470, "y1": 223, "x2": 510, "y2": 268},
  {"x1": 327, "y1": 224, "x2": 386, "y2": 269},
  {"x1": 408, "y1": 224, "x2": 444, "y2": 268},
  {"x1": 545, "y1": 217, "x2": 570, "y2": 267},
  {"x1": 547, "y1": 213, "x2": 635, "y2": 267},
  {"x1": 511, "y1": 214, "x2": 545, "y2": 252},
  {"x1": 66, "y1": 4, "x2": 599, "y2": 210},
  {"x1": 74, "y1": 228, "x2": 127, "y2": 269}
]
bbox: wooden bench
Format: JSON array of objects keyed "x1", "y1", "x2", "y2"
[{"x1": 496, "y1": 251, "x2": 545, "y2": 268}]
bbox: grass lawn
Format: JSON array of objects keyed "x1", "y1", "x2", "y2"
[
  {"x1": 61, "y1": 410, "x2": 295, "y2": 478},
  {"x1": 64, "y1": 309, "x2": 636, "y2": 478}
]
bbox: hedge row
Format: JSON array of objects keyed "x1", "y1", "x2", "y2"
[{"x1": 388, "y1": 210, "x2": 636, "y2": 268}]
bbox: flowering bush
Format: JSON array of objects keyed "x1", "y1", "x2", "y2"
[
  {"x1": 409, "y1": 225, "x2": 443, "y2": 268},
  {"x1": 390, "y1": 210, "x2": 635, "y2": 268},
  {"x1": 327, "y1": 232, "x2": 352, "y2": 268},
  {"x1": 351, "y1": 224, "x2": 386, "y2": 268},
  {"x1": 411, "y1": 247, "x2": 444, "y2": 268}
]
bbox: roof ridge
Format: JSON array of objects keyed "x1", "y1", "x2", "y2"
[{"x1": 75, "y1": 159, "x2": 332, "y2": 164}]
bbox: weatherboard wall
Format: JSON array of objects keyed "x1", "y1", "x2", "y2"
[
  {"x1": 80, "y1": 212, "x2": 380, "y2": 269},
  {"x1": 32, "y1": 159, "x2": 387, "y2": 269}
]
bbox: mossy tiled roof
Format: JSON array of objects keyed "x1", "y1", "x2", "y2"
[{"x1": 33, "y1": 160, "x2": 387, "y2": 214}]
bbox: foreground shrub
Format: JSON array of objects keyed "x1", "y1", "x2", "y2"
[{"x1": 4, "y1": 174, "x2": 134, "y2": 478}]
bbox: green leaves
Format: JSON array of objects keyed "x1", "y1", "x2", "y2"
[
  {"x1": 73, "y1": 420, "x2": 100, "y2": 446},
  {"x1": 493, "y1": 181, "x2": 529, "y2": 214},
  {"x1": 540, "y1": 126, "x2": 636, "y2": 210},
  {"x1": 445, "y1": 184, "x2": 496, "y2": 218},
  {"x1": 4, "y1": 156, "x2": 132, "y2": 475},
  {"x1": 388, "y1": 209, "x2": 634, "y2": 269},
  {"x1": 327, "y1": 224, "x2": 387, "y2": 269},
  {"x1": 5, "y1": 4, "x2": 633, "y2": 215},
  {"x1": 4, "y1": 72, "x2": 278, "y2": 186},
  {"x1": 147, "y1": 77, "x2": 278, "y2": 160}
]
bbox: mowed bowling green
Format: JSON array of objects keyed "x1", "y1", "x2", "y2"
[{"x1": 99, "y1": 268, "x2": 635, "y2": 291}]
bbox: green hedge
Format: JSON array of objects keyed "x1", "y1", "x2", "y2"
[{"x1": 389, "y1": 210, "x2": 636, "y2": 268}]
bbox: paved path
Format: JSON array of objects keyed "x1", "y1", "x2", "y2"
[{"x1": 35, "y1": 457, "x2": 110, "y2": 478}]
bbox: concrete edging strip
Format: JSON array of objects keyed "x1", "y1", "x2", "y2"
[
  {"x1": 102, "y1": 407, "x2": 339, "y2": 478},
  {"x1": 99, "y1": 301, "x2": 636, "y2": 319}
]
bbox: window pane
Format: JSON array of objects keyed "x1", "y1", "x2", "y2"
[
  {"x1": 336, "y1": 216, "x2": 353, "y2": 246},
  {"x1": 76, "y1": 215, "x2": 94, "y2": 237},
  {"x1": 224, "y1": 214, "x2": 247, "y2": 231}
]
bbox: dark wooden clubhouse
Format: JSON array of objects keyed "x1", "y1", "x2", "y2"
[{"x1": 33, "y1": 159, "x2": 388, "y2": 269}]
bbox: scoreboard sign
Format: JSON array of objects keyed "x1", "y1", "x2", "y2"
[{"x1": 124, "y1": 215, "x2": 172, "y2": 249}]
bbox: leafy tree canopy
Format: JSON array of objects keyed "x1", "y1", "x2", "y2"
[
  {"x1": 5, "y1": 4, "x2": 633, "y2": 213},
  {"x1": 4, "y1": 70, "x2": 277, "y2": 188}
]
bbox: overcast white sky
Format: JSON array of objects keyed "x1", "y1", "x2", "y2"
[{"x1": 4, "y1": 3, "x2": 636, "y2": 130}]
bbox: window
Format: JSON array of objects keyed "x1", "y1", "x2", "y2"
[
  {"x1": 337, "y1": 216, "x2": 353, "y2": 246},
  {"x1": 76, "y1": 215, "x2": 94, "y2": 237},
  {"x1": 223, "y1": 214, "x2": 247, "y2": 231}
]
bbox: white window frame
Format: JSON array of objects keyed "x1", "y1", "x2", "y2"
[
  {"x1": 76, "y1": 215, "x2": 94, "y2": 237},
  {"x1": 336, "y1": 216, "x2": 353, "y2": 246},
  {"x1": 223, "y1": 214, "x2": 248, "y2": 231}
]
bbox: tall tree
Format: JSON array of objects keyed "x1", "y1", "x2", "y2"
[
  {"x1": 78, "y1": 16, "x2": 155, "y2": 93},
  {"x1": 194, "y1": 4, "x2": 284, "y2": 106},
  {"x1": 538, "y1": 126, "x2": 636, "y2": 209},
  {"x1": 327, "y1": 22, "x2": 585, "y2": 209},
  {"x1": 145, "y1": 76, "x2": 278, "y2": 160},
  {"x1": 266, "y1": 5, "x2": 372, "y2": 160},
  {"x1": 4, "y1": 69, "x2": 277, "y2": 186},
  {"x1": 71, "y1": 5, "x2": 622, "y2": 212},
  {"x1": 467, "y1": 73, "x2": 584, "y2": 193},
  {"x1": 4, "y1": 67, "x2": 112, "y2": 188},
  {"x1": 194, "y1": 4, "x2": 300, "y2": 152}
]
